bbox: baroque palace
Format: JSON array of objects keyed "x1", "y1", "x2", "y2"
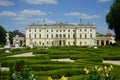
[{"x1": 25, "y1": 22, "x2": 97, "y2": 46}]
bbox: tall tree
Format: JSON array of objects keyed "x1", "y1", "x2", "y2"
[
  {"x1": 106, "y1": 0, "x2": 120, "y2": 41},
  {"x1": 8, "y1": 30, "x2": 25, "y2": 45},
  {"x1": 0, "y1": 25, "x2": 7, "y2": 45}
]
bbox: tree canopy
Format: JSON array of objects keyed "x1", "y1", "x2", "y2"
[
  {"x1": 8, "y1": 30, "x2": 25, "y2": 45},
  {"x1": 106, "y1": 0, "x2": 120, "y2": 41},
  {"x1": 0, "y1": 25, "x2": 6, "y2": 45}
]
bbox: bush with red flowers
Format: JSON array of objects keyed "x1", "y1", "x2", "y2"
[{"x1": 10, "y1": 60, "x2": 37, "y2": 80}]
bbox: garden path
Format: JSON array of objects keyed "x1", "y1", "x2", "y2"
[
  {"x1": 8, "y1": 52, "x2": 35, "y2": 57},
  {"x1": 103, "y1": 60, "x2": 120, "y2": 65}
]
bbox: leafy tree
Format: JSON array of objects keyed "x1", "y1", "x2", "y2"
[
  {"x1": 0, "y1": 25, "x2": 7, "y2": 45},
  {"x1": 9, "y1": 31, "x2": 14, "y2": 45},
  {"x1": 8, "y1": 30, "x2": 25, "y2": 45},
  {"x1": 106, "y1": 0, "x2": 120, "y2": 41}
]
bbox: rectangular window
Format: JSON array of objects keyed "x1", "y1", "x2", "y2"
[
  {"x1": 80, "y1": 41, "x2": 82, "y2": 45},
  {"x1": 39, "y1": 34, "x2": 41, "y2": 38},
  {"x1": 68, "y1": 30, "x2": 70, "y2": 32},
  {"x1": 80, "y1": 34, "x2": 82, "y2": 38},
  {"x1": 51, "y1": 34, "x2": 53, "y2": 38},
  {"x1": 60, "y1": 34, "x2": 62, "y2": 38},
  {"x1": 29, "y1": 30, "x2": 31, "y2": 32},
  {"x1": 63, "y1": 34, "x2": 66, "y2": 38},
  {"x1": 68, "y1": 41, "x2": 70, "y2": 45},
  {"x1": 34, "y1": 34, "x2": 36, "y2": 39},
  {"x1": 73, "y1": 30, "x2": 75, "y2": 32},
  {"x1": 90, "y1": 29, "x2": 92, "y2": 32},
  {"x1": 85, "y1": 34, "x2": 87, "y2": 38},
  {"x1": 73, "y1": 41, "x2": 75, "y2": 45},
  {"x1": 51, "y1": 30, "x2": 53, "y2": 32},
  {"x1": 73, "y1": 34, "x2": 75, "y2": 38},
  {"x1": 47, "y1": 34, "x2": 48, "y2": 38},
  {"x1": 29, "y1": 34, "x2": 31, "y2": 38},
  {"x1": 39, "y1": 41, "x2": 41, "y2": 45},
  {"x1": 90, "y1": 34, "x2": 92, "y2": 38},
  {"x1": 68, "y1": 34, "x2": 70, "y2": 38},
  {"x1": 80, "y1": 29, "x2": 82, "y2": 31},
  {"x1": 56, "y1": 34, "x2": 58, "y2": 38}
]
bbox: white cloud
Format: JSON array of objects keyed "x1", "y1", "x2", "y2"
[
  {"x1": 98, "y1": 0, "x2": 111, "y2": 2},
  {"x1": 48, "y1": 12, "x2": 53, "y2": 15},
  {"x1": 0, "y1": 0, "x2": 14, "y2": 6},
  {"x1": 0, "y1": 11, "x2": 16, "y2": 17},
  {"x1": 12, "y1": 9, "x2": 47, "y2": 25},
  {"x1": 24, "y1": 0, "x2": 58, "y2": 5},
  {"x1": 64, "y1": 12, "x2": 100, "y2": 19},
  {"x1": 19, "y1": 9, "x2": 46, "y2": 17},
  {"x1": 13, "y1": 9, "x2": 46, "y2": 20}
]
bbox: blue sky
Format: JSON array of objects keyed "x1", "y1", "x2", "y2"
[{"x1": 0, "y1": 0, "x2": 114, "y2": 34}]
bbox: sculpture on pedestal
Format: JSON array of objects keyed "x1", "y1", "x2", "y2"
[
  {"x1": 29, "y1": 37, "x2": 33, "y2": 49},
  {"x1": 94, "y1": 38, "x2": 97, "y2": 49},
  {"x1": 15, "y1": 35, "x2": 19, "y2": 48},
  {"x1": 4, "y1": 33, "x2": 11, "y2": 53}
]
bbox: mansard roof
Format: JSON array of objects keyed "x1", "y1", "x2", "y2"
[{"x1": 26, "y1": 23, "x2": 96, "y2": 29}]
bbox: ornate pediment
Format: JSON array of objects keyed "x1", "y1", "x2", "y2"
[{"x1": 55, "y1": 22, "x2": 66, "y2": 29}]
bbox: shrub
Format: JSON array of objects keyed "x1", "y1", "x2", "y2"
[
  {"x1": 83, "y1": 65, "x2": 114, "y2": 80},
  {"x1": 9, "y1": 60, "x2": 37, "y2": 80}
]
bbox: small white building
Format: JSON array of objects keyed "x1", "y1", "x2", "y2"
[{"x1": 25, "y1": 23, "x2": 96, "y2": 46}]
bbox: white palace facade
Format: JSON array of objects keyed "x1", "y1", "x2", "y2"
[{"x1": 25, "y1": 22, "x2": 96, "y2": 46}]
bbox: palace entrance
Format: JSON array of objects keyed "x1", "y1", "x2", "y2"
[{"x1": 54, "y1": 39, "x2": 66, "y2": 46}]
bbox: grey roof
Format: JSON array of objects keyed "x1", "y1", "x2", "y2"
[{"x1": 26, "y1": 23, "x2": 96, "y2": 29}]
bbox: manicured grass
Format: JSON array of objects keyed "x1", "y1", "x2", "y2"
[{"x1": 0, "y1": 46, "x2": 120, "y2": 80}]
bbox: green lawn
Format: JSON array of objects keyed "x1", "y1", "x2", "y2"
[{"x1": 0, "y1": 46, "x2": 120, "y2": 80}]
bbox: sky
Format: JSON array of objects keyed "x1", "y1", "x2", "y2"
[{"x1": 0, "y1": 0, "x2": 114, "y2": 34}]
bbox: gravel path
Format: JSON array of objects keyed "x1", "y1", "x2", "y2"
[
  {"x1": 8, "y1": 52, "x2": 35, "y2": 57},
  {"x1": 51, "y1": 58, "x2": 74, "y2": 62},
  {"x1": 103, "y1": 60, "x2": 120, "y2": 65}
]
